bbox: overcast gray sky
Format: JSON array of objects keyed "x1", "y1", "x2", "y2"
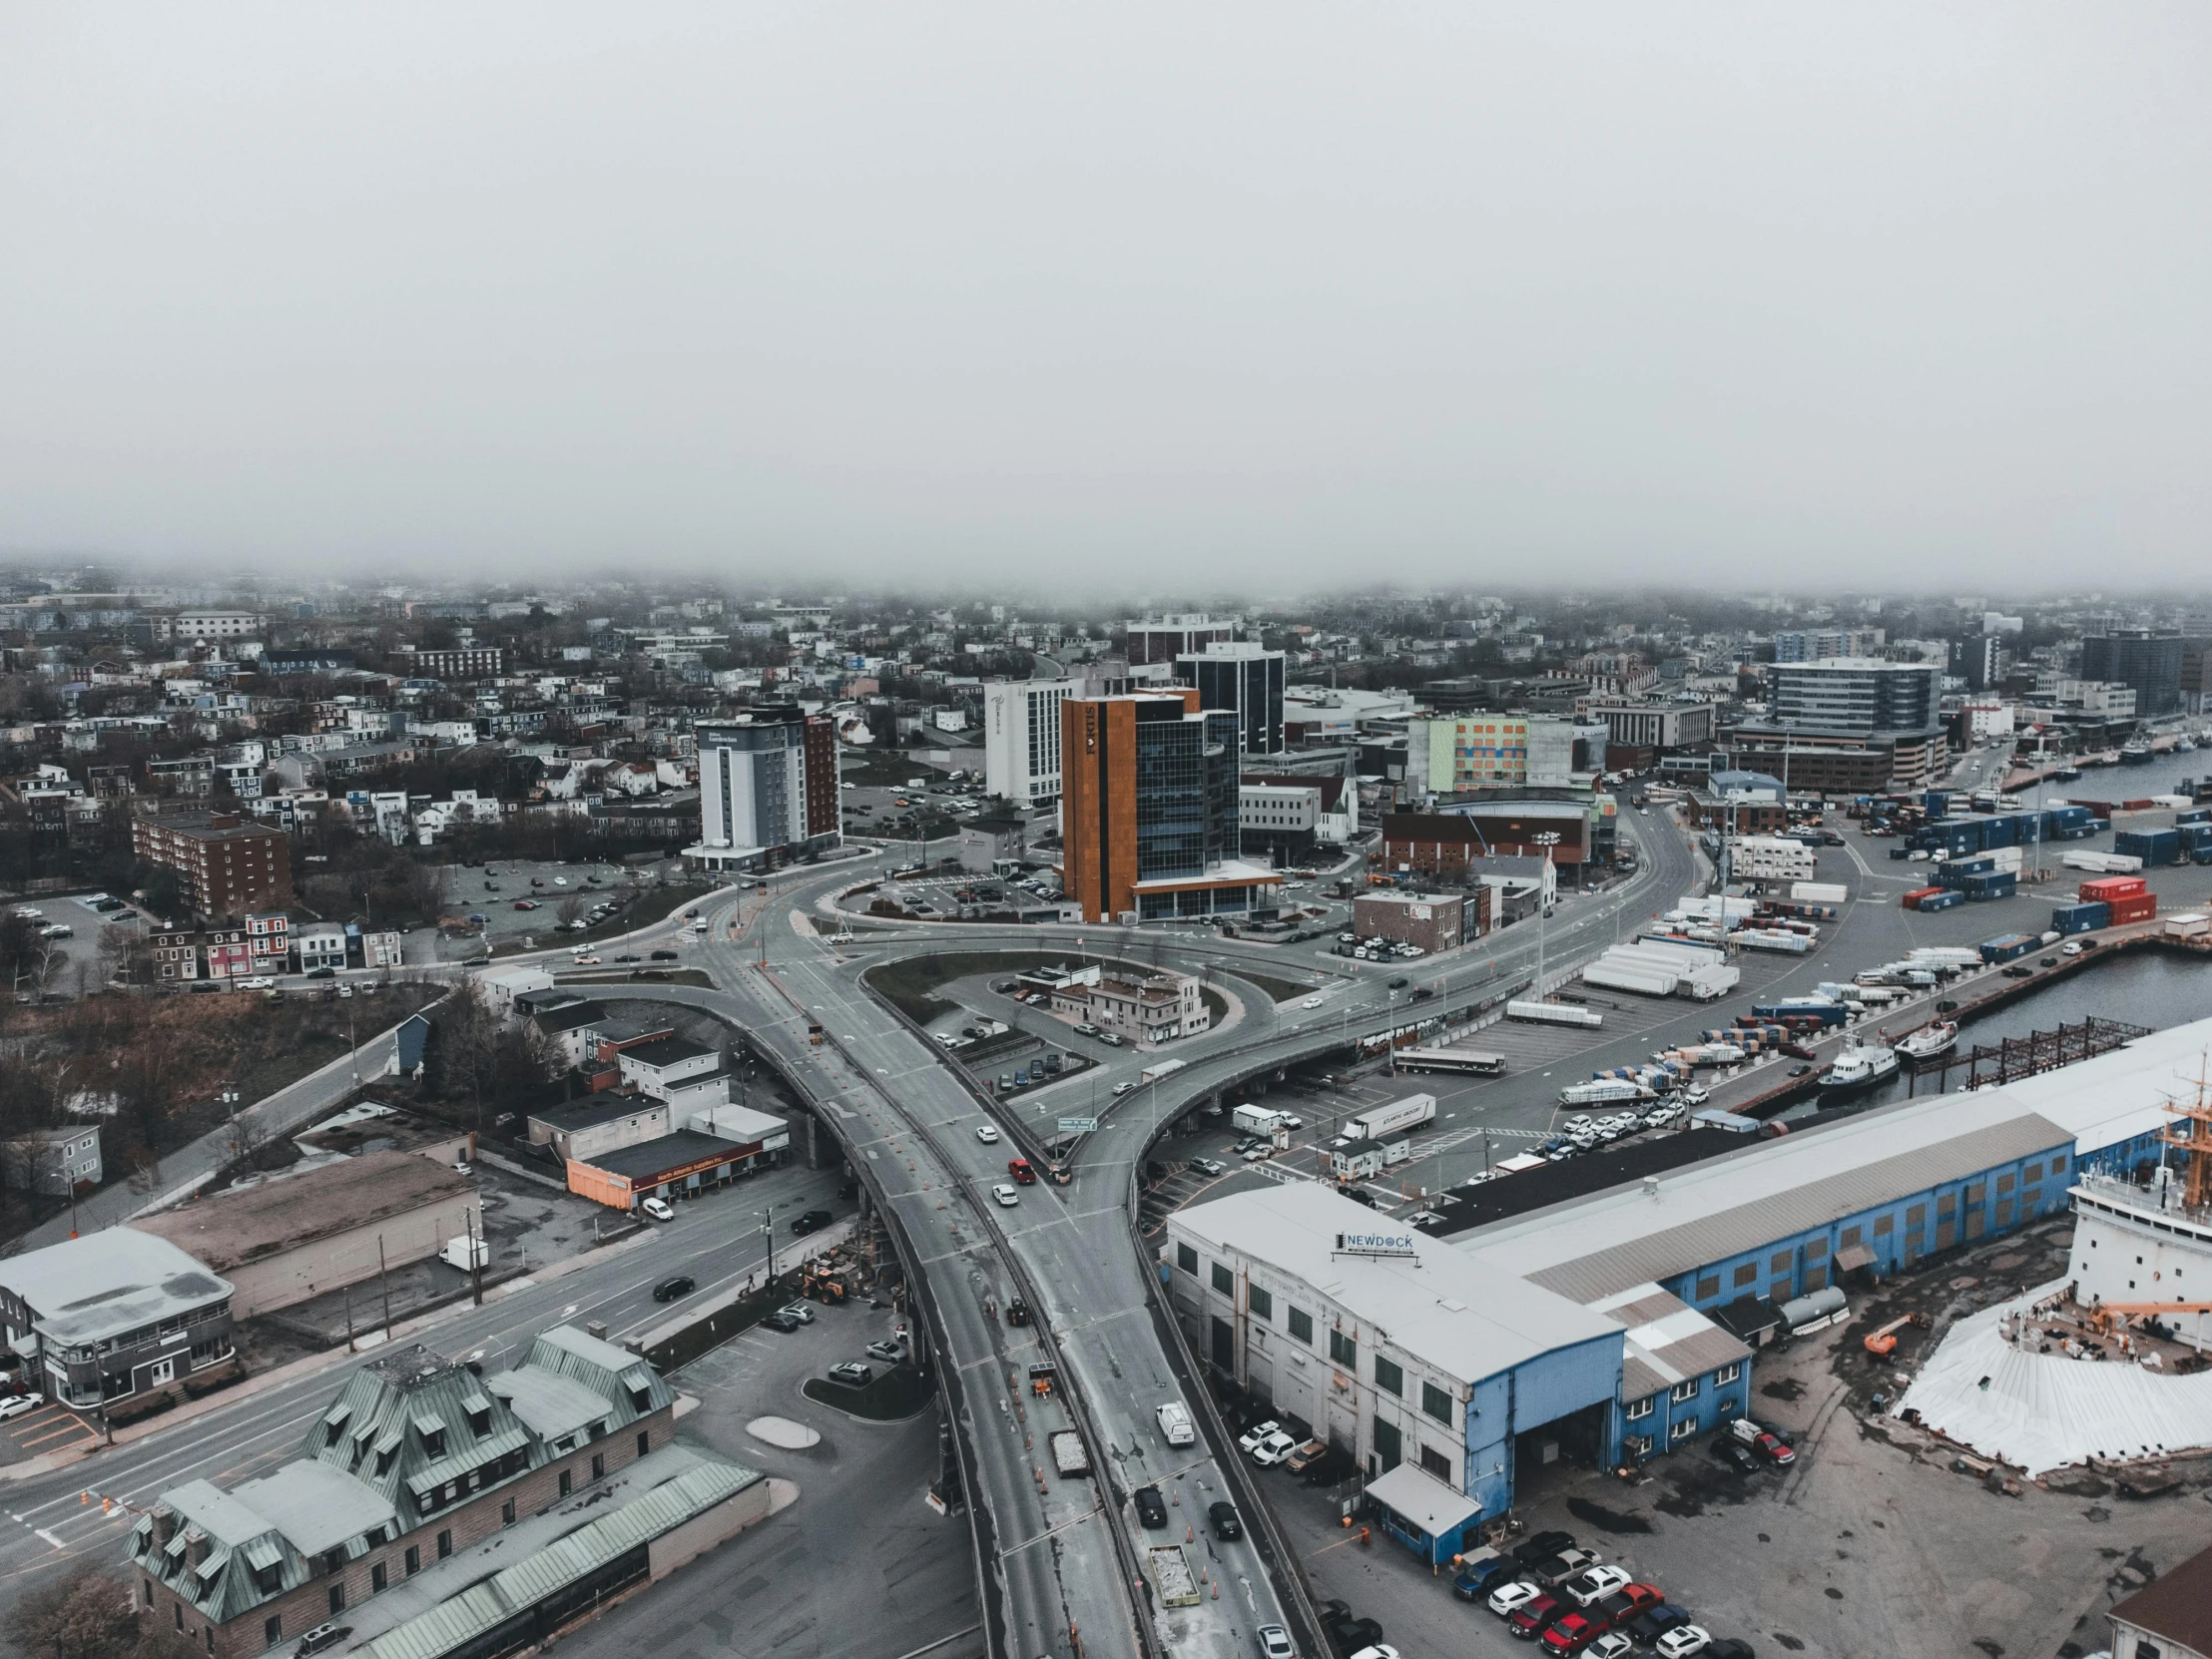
[{"x1": 2, "y1": 4, "x2": 2206, "y2": 593}]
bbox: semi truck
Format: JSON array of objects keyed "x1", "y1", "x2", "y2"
[
  {"x1": 1342, "y1": 1093, "x2": 1436, "y2": 1140},
  {"x1": 1507, "y1": 999, "x2": 1604, "y2": 1028}
]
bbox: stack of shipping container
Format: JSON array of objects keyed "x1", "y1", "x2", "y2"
[{"x1": 2079, "y1": 874, "x2": 2157, "y2": 926}]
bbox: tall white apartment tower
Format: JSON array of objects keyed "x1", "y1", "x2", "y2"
[{"x1": 984, "y1": 679, "x2": 1071, "y2": 806}]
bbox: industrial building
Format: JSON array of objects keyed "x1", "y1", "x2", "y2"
[
  {"x1": 1378, "y1": 802, "x2": 1595, "y2": 880},
  {"x1": 566, "y1": 1129, "x2": 771, "y2": 1211},
  {"x1": 1352, "y1": 889, "x2": 1489, "y2": 955},
  {"x1": 1169, "y1": 1087, "x2": 2077, "y2": 1565},
  {"x1": 528, "y1": 1094, "x2": 674, "y2": 1163},
  {"x1": 130, "y1": 1153, "x2": 479, "y2": 1321}
]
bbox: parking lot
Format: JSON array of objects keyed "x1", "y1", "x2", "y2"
[{"x1": 0, "y1": 1395, "x2": 100, "y2": 1467}]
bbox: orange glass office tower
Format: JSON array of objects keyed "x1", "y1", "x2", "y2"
[{"x1": 1062, "y1": 690, "x2": 1279, "y2": 923}]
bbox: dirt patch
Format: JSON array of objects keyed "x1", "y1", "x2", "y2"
[
  {"x1": 1565, "y1": 1496, "x2": 1653, "y2": 1534},
  {"x1": 1760, "y1": 1376, "x2": 1807, "y2": 1401}
]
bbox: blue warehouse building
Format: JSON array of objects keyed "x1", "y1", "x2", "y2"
[{"x1": 1167, "y1": 1089, "x2": 2075, "y2": 1565}]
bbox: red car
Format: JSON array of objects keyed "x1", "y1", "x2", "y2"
[
  {"x1": 1506, "y1": 1593, "x2": 1567, "y2": 1640},
  {"x1": 1594, "y1": 1584, "x2": 1664, "y2": 1624},
  {"x1": 1540, "y1": 1610, "x2": 1613, "y2": 1653},
  {"x1": 1754, "y1": 1430, "x2": 1797, "y2": 1465},
  {"x1": 1008, "y1": 1158, "x2": 1036, "y2": 1185}
]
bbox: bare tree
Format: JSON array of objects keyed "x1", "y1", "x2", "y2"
[{"x1": 555, "y1": 894, "x2": 586, "y2": 929}]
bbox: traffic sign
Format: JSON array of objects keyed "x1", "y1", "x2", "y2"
[{"x1": 1057, "y1": 1117, "x2": 1100, "y2": 1135}]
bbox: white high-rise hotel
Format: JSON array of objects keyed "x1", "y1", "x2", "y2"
[{"x1": 983, "y1": 680, "x2": 1070, "y2": 806}]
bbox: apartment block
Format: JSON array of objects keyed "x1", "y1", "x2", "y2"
[{"x1": 133, "y1": 811, "x2": 292, "y2": 917}]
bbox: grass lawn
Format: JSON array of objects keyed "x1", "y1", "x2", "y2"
[{"x1": 1229, "y1": 969, "x2": 1322, "y2": 1003}]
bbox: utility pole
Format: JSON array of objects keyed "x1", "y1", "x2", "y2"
[
  {"x1": 468, "y1": 1207, "x2": 484, "y2": 1307},
  {"x1": 378, "y1": 1235, "x2": 392, "y2": 1341}
]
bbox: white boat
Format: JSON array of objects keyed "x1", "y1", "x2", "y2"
[
  {"x1": 1891, "y1": 1019, "x2": 1958, "y2": 1063},
  {"x1": 1818, "y1": 1041, "x2": 1901, "y2": 1098}
]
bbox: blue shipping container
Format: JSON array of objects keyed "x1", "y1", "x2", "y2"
[
  {"x1": 1918, "y1": 889, "x2": 1963, "y2": 911},
  {"x1": 2051, "y1": 900, "x2": 2110, "y2": 935},
  {"x1": 1961, "y1": 872, "x2": 2017, "y2": 900},
  {"x1": 2177, "y1": 808, "x2": 2211, "y2": 827},
  {"x1": 2115, "y1": 829, "x2": 2181, "y2": 867},
  {"x1": 1979, "y1": 934, "x2": 2037, "y2": 963}
]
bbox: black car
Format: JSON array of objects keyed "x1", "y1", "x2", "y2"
[
  {"x1": 1207, "y1": 1500, "x2": 1241, "y2": 1540},
  {"x1": 306, "y1": 966, "x2": 335, "y2": 979},
  {"x1": 1386, "y1": 976, "x2": 1409, "y2": 990},
  {"x1": 651, "y1": 949, "x2": 680, "y2": 960},
  {"x1": 760, "y1": 1311, "x2": 803, "y2": 1334},
  {"x1": 1512, "y1": 1529, "x2": 1577, "y2": 1565},
  {"x1": 789, "y1": 1209, "x2": 833, "y2": 1236},
  {"x1": 2003, "y1": 963, "x2": 2034, "y2": 978},
  {"x1": 1625, "y1": 1604, "x2": 1695, "y2": 1647},
  {"x1": 652, "y1": 1275, "x2": 696, "y2": 1303},
  {"x1": 1788, "y1": 1063, "x2": 1813, "y2": 1077},
  {"x1": 1324, "y1": 1614, "x2": 1382, "y2": 1657},
  {"x1": 1134, "y1": 1485, "x2": 1168, "y2": 1527},
  {"x1": 1711, "y1": 1436, "x2": 1759, "y2": 1474},
  {"x1": 1452, "y1": 1559, "x2": 1521, "y2": 1601},
  {"x1": 1705, "y1": 1642, "x2": 1757, "y2": 1659},
  {"x1": 615, "y1": 953, "x2": 641, "y2": 963}
]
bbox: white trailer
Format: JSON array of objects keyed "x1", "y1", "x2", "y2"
[
  {"x1": 1344, "y1": 1093, "x2": 1437, "y2": 1139},
  {"x1": 2062, "y1": 849, "x2": 2144, "y2": 873},
  {"x1": 1789, "y1": 881, "x2": 1850, "y2": 903},
  {"x1": 1231, "y1": 1105, "x2": 1292, "y2": 1135},
  {"x1": 1507, "y1": 999, "x2": 1604, "y2": 1028},
  {"x1": 1140, "y1": 1057, "x2": 1188, "y2": 1086},
  {"x1": 1582, "y1": 961, "x2": 1679, "y2": 997}
]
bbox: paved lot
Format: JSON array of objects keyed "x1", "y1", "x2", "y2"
[
  {"x1": 0, "y1": 1398, "x2": 100, "y2": 1466},
  {"x1": 557, "y1": 1283, "x2": 983, "y2": 1659}
]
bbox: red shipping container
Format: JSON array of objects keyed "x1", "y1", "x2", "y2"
[
  {"x1": 1902, "y1": 886, "x2": 1944, "y2": 908},
  {"x1": 2080, "y1": 876, "x2": 2149, "y2": 902},
  {"x1": 2108, "y1": 895, "x2": 2159, "y2": 925}
]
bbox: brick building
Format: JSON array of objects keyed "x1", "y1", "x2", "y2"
[
  {"x1": 133, "y1": 811, "x2": 292, "y2": 917},
  {"x1": 131, "y1": 1327, "x2": 675, "y2": 1659}
]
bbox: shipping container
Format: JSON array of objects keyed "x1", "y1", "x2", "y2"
[
  {"x1": 1977, "y1": 933, "x2": 2037, "y2": 963},
  {"x1": 1917, "y1": 888, "x2": 1964, "y2": 911},
  {"x1": 2166, "y1": 912, "x2": 2211, "y2": 940},
  {"x1": 2051, "y1": 900, "x2": 2110, "y2": 935},
  {"x1": 2115, "y1": 829, "x2": 2182, "y2": 867},
  {"x1": 1790, "y1": 881, "x2": 1850, "y2": 903},
  {"x1": 2080, "y1": 875, "x2": 2150, "y2": 902},
  {"x1": 2109, "y1": 894, "x2": 2160, "y2": 925},
  {"x1": 1902, "y1": 885, "x2": 1945, "y2": 909},
  {"x1": 1960, "y1": 871, "x2": 2017, "y2": 900}
]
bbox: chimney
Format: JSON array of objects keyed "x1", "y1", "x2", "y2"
[
  {"x1": 1643, "y1": 1177, "x2": 1661, "y2": 1198},
  {"x1": 185, "y1": 1528, "x2": 210, "y2": 1569},
  {"x1": 152, "y1": 1508, "x2": 177, "y2": 1549}
]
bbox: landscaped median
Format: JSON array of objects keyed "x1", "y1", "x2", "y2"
[{"x1": 623, "y1": 1216, "x2": 863, "y2": 1370}]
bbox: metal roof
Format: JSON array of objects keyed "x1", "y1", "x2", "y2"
[
  {"x1": 1462, "y1": 1092, "x2": 2072, "y2": 1307},
  {"x1": 230, "y1": 1459, "x2": 396, "y2": 1559},
  {"x1": 361, "y1": 1462, "x2": 762, "y2": 1659},
  {"x1": 577, "y1": 1129, "x2": 751, "y2": 1182},
  {"x1": 0, "y1": 1230, "x2": 233, "y2": 1347},
  {"x1": 1170, "y1": 1183, "x2": 1619, "y2": 1385},
  {"x1": 485, "y1": 1371, "x2": 606, "y2": 1442}
]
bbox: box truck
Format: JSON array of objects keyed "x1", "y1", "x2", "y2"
[{"x1": 1343, "y1": 1094, "x2": 1437, "y2": 1140}]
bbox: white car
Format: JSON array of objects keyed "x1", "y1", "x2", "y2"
[
  {"x1": 571, "y1": 955, "x2": 602, "y2": 966},
  {"x1": 553, "y1": 875, "x2": 569, "y2": 885},
  {"x1": 1346, "y1": 1647, "x2": 1399, "y2": 1659},
  {"x1": 1487, "y1": 1580, "x2": 1544, "y2": 1617},
  {"x1": 1564, "y1": 1564, "x2": 1631, "y2": 1606},
  {"x1": 0, "y1": 1394, "x2": 39, "y2": 1421},
  {"x1": 1655, "y1": 1628, "x2": 1712, "y2": 1658},
  {"x1": 1680, "y1": 1086, "x2": 1711, "y2": 1106},
  {"x1": 1256, "y1": 1626, "x2": 1297, "y2": 1659},
  {"x1": 640, "y1": 1197, "x2": 676, "y2": 1222},
  {"x1": 1248, "y1": 1429, "x2": 1297, "y2": 1464},
  {"x1": 1590, "y1": 1636, "x2": 1634, "y2": 1659},
  {"x1": 975, "y1": 1124, "x2": 1001, "y2": 1143},
  {"x1": 1237, "y1": 1419, "x2": 1282, "y2": 1455},
  {"x1": 2061, "y1": 940, "x2": 2084, "y2": 956},
  {"x1": 1301, "y1": 995, "x2": 1325, "y2": 1009},
  {"x1": 991, "y1": 1184, "x2": 1019, "y2": 1207},
  {"x1": 1113, "y1": 1081, "x2": 1139, "y2": 1096}
]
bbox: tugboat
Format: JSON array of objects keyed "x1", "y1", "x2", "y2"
[
  {"x1": 2119, "y1": 731, "x2": 2156, "y2": 766},
  {"x1": 2053, "y1": 764, "x2": 2084, "y2": 783},
  {"x1": 1891, "y1": 1018, "x2": 1958, "y2": 1064},
  {"x1": 1818, "y1": 1040, "x2": 1901, "y2": 1099}
]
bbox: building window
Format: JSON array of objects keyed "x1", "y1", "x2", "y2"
[
  {"x1": 1840, "y1": 1226, "x2": 1862, "y2": 1249},
  {"x1": 1177, "y1": 1244, "x2": 1198, "y2": 1274},
  {"x1": 175, "y1": 1605, "x2": 184, "y2": 1632},
  {"x1": 1996, "y1": 1172, "x2": 2015, "y2": 1195},
  {"x1": 1373, "y1": 1416, "x2": 1402, "y2": 1471},
  {"x1": 559, "y1": 1470, "x2": 573, "y2": 1497},
  {"x1": 1329, "y1": 1329, "x2": 1357, "y2": 1370},
  {"x1": 1732, "y1": 1263, "x2": 1757, "y2": 1288},
  {"x1": 436, "y1": 1530, "x2": 452, "y2": 1560},
  {"x1": 1624, "y1": 1395, "x2": 1655, "y2": 1421},
  {"x1": 1671, "y1": 1416, "x2": 1699, "y2": 1444},
  {"x1": 1669, "y1": 1378, "x2": 1699, "y2": 1403},
  {"x1": 1247, "y1": 1286, "x2": 1272, "y2": 1322},
  {"x1": 1288, "y1": 1307, "x2": 1313, "y2": 1346},
  {"x1": 1907, "y1": 1204, "x2": 1927, "y2": 1228},
  {"x1": 265, "y1": 1616, "x2": 281, "y2": 1650},
  {"x1": 1211, "y1": 1263, "x2": 1235, "y2": 1297},
  {"x1": 404, "y1": 1546, "x2": 419, "y2": 1576},
  {"x1": 1769, "y1": 1251, "x2": 1792, "y2": 1276},
  {"x1": 1421, "y1": 1382, "x2": 1454, "y2": 1425},
  {"x1": 1714, "y1": 1363, "x2": 1741, "y2": 1386},
  {"x1": 328, "y1": 1585, "x2": 345, "y2": 1616},
  {"x1": 2050, "y1": 1153, "x2": 2067, "y2": 1174},
  {"x1": 1374, "y1": 1357, "x2": 1402, "y2": 1396},
  {"x1": 502, "y1": 1499, "x2": 516, "y2": 1526},
  {"x1": 592, "y1": 1452, "x2": 606, "y2": 1480},
  {"x1": 1874, "y1": 1214, "x2": 1893, "y2": 1237},
  {"x1": 322, "y1": 1548, "x2": 344, "y2": 1575},
  {"x1": 371, "y1": 1562, "x2": 386, "y2": 1593},
  {"x1": 1418, "y1": 1444, "x2": 1452, "y2": 1481},
  {"x1": 637, "y1": 1429, "x2": 650, "y2": 1457}
]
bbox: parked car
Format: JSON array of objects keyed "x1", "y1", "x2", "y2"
[
  {"x1": 640, "y1": 1197, "x2": 676, "y2": 1222},
  {"x1": 1529, "y1": 1549, "x2": 1599, "y2": 1587},
  {"x1": 0, "y1": 1395, "x2": 40, "y2": 1421},
  {"x1": 1191, "y1": 1157, "x2": 1227, "y2": 1176},
  {"x1": 652, "y1": 1276, "x2": 696, "y2": 1303},
  {"x1": 1512, "y1": 1530, "x2": 1577, "y2": 1565},
  {"x1": 1506, "y1": 1592, "x2": 1569, "y2": 1640},
  {"x1": 1622, "y1": 1604, "x2": 1696, "y2": 1647},
  {"x1": 1653, "y1": 1628, "x2": 1711, "y2": 1658},
  {"x1": 1208, "y1": 1500, "x2": 1242, "y2": 1539},
  {"x1": 1248, "y1": 1428, "x2": 1297, "y2": 1464},
  {"x1": 1593, "y1": 1585, "x2": 1663, "y2": 1625},
  {"x1": 1589, "y1": 1635, "x2": 1634, "y2": 1659},
  {"x1": 1701, "y1": 1644, "x2": 1753, "y2": 1659},
  {"x1": 790, "y1": 1209, "x2": 832, "y2": 1235},
  {"x1": 1564, "y1": 1566, "x2": 1632, "y2": 1608},
  {"x1": 1710, "y1": 1437, "x2": 1759, "y2": 1474},
  {"x1": 1751, "y1": 1430, "x2": 1796, "y2": 1466},
  {"x1": 1541, "y1": 1611, "x2": 1616, "y2": 1654},
  {"x1": 760, "y1": 1311, "x2": 803, "y2": 1334},
  {"x1": 1237, "y1": 1419, "x2": 1283, "y2": 1455},
  {"x1": 864, "y1": 1340, "x2": 902, "y2": 1362},
  {"x1": 1134, "y1": 1485, "x2": 1168, "y2": 1527},
  {"x1": 1488, "y1": 1581, "x2": 1545, "y2": 1618},
  {"x1": 778, "y1": 1303, "x2": 816, "y2": 1325},
  {"x1": 1282, "y1": 1437, "x2": 1330, "y2": 1472},
  {"x1": 1256, "y1": 1627, "x2": 1296, "y2": 1659},
  {"x1": 828, "y1": 1362, "x2": 873, "y2": 1386}
]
